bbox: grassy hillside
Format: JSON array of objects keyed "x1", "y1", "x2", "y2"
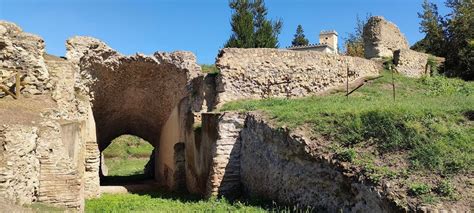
[
  {"x1": 222, "y1": 72, "x2": 473, "y2": 207},
  {"x1": 102, "y1": 135, "x2": 154, "y2": 176}
]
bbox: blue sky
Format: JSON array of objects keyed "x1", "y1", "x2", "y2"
[{"x1": 0, "y1": 0, "x2": 448, "y2": 64}]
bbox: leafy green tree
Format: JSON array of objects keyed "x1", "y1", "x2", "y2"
[
  {"x1": 343, "y1": 14, "x2": 371, "y2": 57},
  {"x1": 413, "y1": 0, "x2": 445, "y2": 56},
  {"x1": 225, "y1": 0, "x2": 283, "y2": 48},
  {"x1": 291, "y1": 25, "x2": 309, "y2": 46},
  {"x1": 444, "y1": 0, "x2": 473, "y2": 80}
]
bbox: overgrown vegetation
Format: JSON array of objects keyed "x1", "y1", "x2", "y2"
[
  {"x1": 436, "y1": 180, "x2": 456, "y2": 198},
  {"x1": 413, "y1": 0, "x2": 473, "y2": 80},
  {"x1": 221, "y1": 72, "x2": 474, "y2": 176},
  {"x1": 409, "y1": 183, "x2": 432, "y2": 196}
]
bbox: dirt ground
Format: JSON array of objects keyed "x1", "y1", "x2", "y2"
[{"x1": 0, "y1": 95, "x2": 56, "y2": 125}]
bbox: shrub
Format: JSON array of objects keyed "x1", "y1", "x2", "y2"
[
  {"x1": 383, "y1": 57, "x2": 394, "y2": 71},
  {"x1": 426, "y1": 56, "x2": 440, "y2": 76},
  {"x1": 435, "y1": 180, "x2": 455, "y2": 197},
  {"x1": 409, "y1": 183, "x2": 431, "y2": 196},
  {"x1": 335, "y1": 148, "x2": 356, "y2": 162},
  {"x1": 419, "y1": 76, "x2": 474, "y2": 96}
]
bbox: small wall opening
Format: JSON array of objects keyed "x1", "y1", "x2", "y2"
[{"x1": 100, "y1": 135, "x2": 155, "y2": 187}]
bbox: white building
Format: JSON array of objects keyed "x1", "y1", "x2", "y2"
[{"x1": 287, "y1": 30, "x2": 338, "y2": 54}]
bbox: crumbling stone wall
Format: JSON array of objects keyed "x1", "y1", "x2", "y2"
[
  {"x1": 35, "y1": 121, "x2": 85, "y2": 210},
  {"x1": 193, "y1": 112, "x2": 402, "y2": 211},
  {"x1": 0, "y1": 125, "x2": 40, "y2": 204},
  {"x1": 239, "y1": 113, "x2": 399, "y2": 212},
  {"x1": 362, "y1": 16, "x2": 447, "y2": 78},
  {"x1": 394, "y1": 49, "x2": 445, "y2": 78},
  {"x1": 0, "y1": 118, "x2": 88, "y2": 211},
  {"x1": 363, "y1": 16, "x2": 409, "y2": 59},
  {"x1": 215, "y1": 48, "x2": 380, "y2": 106},
  {"x1": 0, "y1": 21, "x2": 94, "y2": 210},
  {"x1": 0, "y1": 21, "x2": 52, "y2": 95}
]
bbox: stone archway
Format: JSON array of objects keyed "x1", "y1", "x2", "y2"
[{"x1": 66, "y1": 36, "x2": 203, "y2": 193}]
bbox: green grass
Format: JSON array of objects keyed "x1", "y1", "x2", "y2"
[
  {"x1": 201, "y1": 64, "x2": 219, "y2": 74},
  {"x1": 25, "y1": 203, "x2": 66, "y2": 212},
  {"x1": 221, "y1": 72, "x2": 474, "y2": 175},
  {"x1": 86, "y1": 194, "x2": 265, "y2": 213},
  {"x1": 103, "y1": 135, "x2": 154, "y2": 159},
  {"x1": 105, "y1": 158, "x2": 150, "y2": 176},
  {"x1": 103, "y1": 135, "x2": 154, "y2": 176}
]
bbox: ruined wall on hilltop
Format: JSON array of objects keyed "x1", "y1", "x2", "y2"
[
  {"x1": 362, "y1": 16, "x2": 447, "y2": 78},
  {"x1": 215, "y1": 48, "x2": 380, "y2": 107},
  {"x1": 363, "y1": 16, "x2": 409, "y2": 59},
  {"x1": 394, "y1": 49, "x2": 445, "y2": 78}
]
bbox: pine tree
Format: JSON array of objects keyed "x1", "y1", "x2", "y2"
[
  {"x1": 291, "y1": 25, "x2": 309, "y2": 46},
  {"x1": 224, "y1": 0, "x2": 255, "y2": 48},
  {"x1": 416, "y1": 0, "x2": 445, "y2": 56},
  {"x1": 225, "y1": 0, "x2": 283, "y2": 48},
  {"x1": 252, "y1": 0, "x2": 282, "y2": 48}
]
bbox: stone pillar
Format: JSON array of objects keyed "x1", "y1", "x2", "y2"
[{"x1": 203, "y1": 112, "x2": 245, "y2": 198}]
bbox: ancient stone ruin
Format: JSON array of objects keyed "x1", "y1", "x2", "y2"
[
  {"x1": 0, "y1": 17, "x2": 464, "y2": 212},
  {"x1": 363, "y1": 16, "x2": 410, "y2": 59},
  {"x1": 362, "y1": 16, "x2": 445, "y2": 77},
  {"x1": 66, "y1": 36, "x2": 204, "y2": 194},
  {"x1": 215, "y1": 48, "x2": 380, "y2": 106}
]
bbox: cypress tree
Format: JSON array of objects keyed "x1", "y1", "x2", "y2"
[
  {"x1": 225, "y1": 0, "x2": 282, "y2": 48},
  {"x1": 224, "y1": 0, "x2": 255, "y2": 48},
  {"x1": 291, "y1": 25, "x2": 309, "y2": 46}
]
